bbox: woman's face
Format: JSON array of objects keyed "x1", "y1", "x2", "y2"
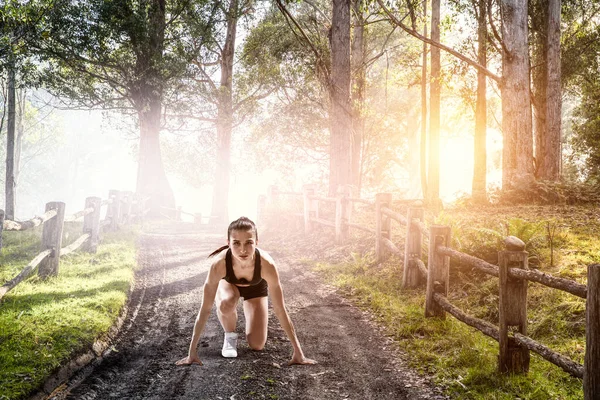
[{"x1": 228, "y1": 229, "x2": 257, "y2": 262}]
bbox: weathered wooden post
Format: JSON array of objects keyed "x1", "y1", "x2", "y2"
[
  {"x1": 498, "y1": 236, "x2": 530, "y2": 374},
  {"x1": 38, "y1": 202, "x2": 66, "y2": 278},
  {"x1": 425, "y1": 225, "x2": 451, "y2": 317},
  {"x1": 335, "y1": 185, "x2": 350, "y2": 244},
  {"x1": 585, "y1": 264, "x2": 600, "y2": 399},
  {"x1": 403, "y1": 207, "x2": 424, "y2": 288},
  {"x1": 194, "y1": 213, "x2": 203, "y2": 225},
  {"x1": 108, "y1": 190, "x2": 122, "y2": 231},
  {"x1": 175, "y1": 206, "x2": 182, "y2": 221},
  {"x1": 83, "y1": 197, "x2": 102, "y2": 253},
  {"x1": 375, "y1": 193, "x2": 392, "y2": 262},
  {"x1": 0, "y1": 209, "x2": 4, "y2": 250},
  {"x1": 302, "y1": 184, "x2": 316, "y2": 234}
]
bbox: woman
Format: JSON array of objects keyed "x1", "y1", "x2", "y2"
[{"x1": 176, "y1": 217, "x2": 316, "y2": 366}]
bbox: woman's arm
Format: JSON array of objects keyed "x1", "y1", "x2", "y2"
[
  {"x1": 176, "y1": 259, "x2": 223, "y2": 365},
  {"x1": 261, "y1": 252, "x2": 316, "y2": 366}
]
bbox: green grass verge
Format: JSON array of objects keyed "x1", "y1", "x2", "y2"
[
  {"x1": 310, "y1": 204, "x2": 591, "y2": 399},
  {"x1": 0, "y1": 223, "x2": 139, "y2": 400}
]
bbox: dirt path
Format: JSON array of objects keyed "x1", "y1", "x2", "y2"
[{"x1": 51, "y1": 222, "x2": 447, "y2": 400}]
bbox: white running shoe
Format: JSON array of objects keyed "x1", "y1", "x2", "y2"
[{"x1": 222, "y1": 332, "x2": 238, "y2": 358}]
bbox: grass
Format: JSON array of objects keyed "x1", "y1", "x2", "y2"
[
  {"x1": 303, "y1": 204, "x2": 593, "y2": 399},
  {"x1": 0, "y1": 222, "x2": 139, "y2": 400}
]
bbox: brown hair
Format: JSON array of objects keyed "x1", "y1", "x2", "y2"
[{"x1": 208, "y1": 216, "x2": 258, "y2": 258}]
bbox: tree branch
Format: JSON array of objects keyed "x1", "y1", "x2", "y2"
[
  {"x1": 377, "y1": 0, "x2": 501, "y2": 82},
  {"x1": 274, "y1": 0, "x2": 329, "y2": 79},
  {"x1": 487, "y1": 0, "x2": 509, "y2": 57}
]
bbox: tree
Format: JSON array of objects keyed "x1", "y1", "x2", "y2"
[
  {"x1": 500, "y1": 0, "x2": 534, "y2": 187},
  {"x1": 472, "y1": 0, "x2": 487, "y2": 202},
  {"x1": 210, "y1": 0, "x2": 239, "y2": 224},
  {"x1": 420, "y1": 0, "x2": 428, "y2": 200},
  {"x1": 1, "y1": 0, "x2": 42, "y2": 219},
  {"x1": 531, "y1": 0, "x2": 562, "y2": 181},
  {"x1": 37, "y1": 0, "x2": 214, "y2": 213},
  {"x1": 329, "y1": 0, "x2": 353, "y2": 196},
  {"x1": 428, "y1": 0, "x2": 440, "y2": 207},
  {"x1": 351, "y1": 0, "x2": 366, "y2": 194}
]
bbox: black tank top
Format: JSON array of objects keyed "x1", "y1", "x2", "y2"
[{"x1": 224, "y1": 248, "x2": 263, "y2": 286}]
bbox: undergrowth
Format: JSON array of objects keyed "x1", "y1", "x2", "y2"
[
  {"x1": 0, "y1": 223, "x2": 139, "y2": 400},
  {"x1": 301, "y1": 204, "x2": 592, "y2": 399}
]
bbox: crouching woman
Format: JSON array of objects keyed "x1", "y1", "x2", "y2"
[{"x1": 176, "y1": 217, "x2": 316, "y2": 366}]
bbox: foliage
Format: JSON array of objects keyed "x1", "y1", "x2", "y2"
[
  {"x1": 488, "y1": 179, "x2": 600, "y2": 205},
  {"x1": 561, "y1": 1, "x2": 600, "y2": 183},
  {"x1": 240, "y1": 1, "x2": 425, "y2": 194},
  {"x1": 288, "y1": 203, "x2": 592, "y2": 399},
  {"x1": 0, "y1": 224, "x2": 138, "y2": 400}
]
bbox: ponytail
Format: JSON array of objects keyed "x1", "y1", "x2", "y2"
[
  {"x1": 207, "y1": 216, "x2": 258, "y2": 258},
  {"x1": 208, "y1": 245, "x2": 229, "y2": 258}
]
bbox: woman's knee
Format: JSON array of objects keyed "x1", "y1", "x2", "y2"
[
  {"x1": 218, "y1": 297, "x2": 237, "y2": 314},
  {"x1": 246, "y1": 333, "x2": 266, "y2": 351}
]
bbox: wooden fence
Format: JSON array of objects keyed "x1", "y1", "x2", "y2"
[
  {"x1": 0, "y1": 190, "x2": 149, "y2": 301},
  {"x1": 261, "y1": 185, "x2": 598, "y2": 399}
]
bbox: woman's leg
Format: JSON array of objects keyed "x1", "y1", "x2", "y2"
[
  {"x1": 243, "y1": 296, "x2": 268, "y2": 350},
  {"x1": 216, "y1": 280, "x2": 240, "y2": 332}
]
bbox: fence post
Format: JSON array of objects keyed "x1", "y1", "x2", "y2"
[
  {"x1": 83, "y1": 197, "x2": 102, "y2": 253},
  {"x1": 108, "y1": 190, "x2": 122, "y2": 231},
  {"x1": 175, "y1": 206, "x2": 182, "y2": 221},
  {"x1": 0, "y1": 209, "x2": 4, "y2": 250},
  {"x1": 498, "y1": 237, "x2": 530, "y2": 374},
  {"x1": 425, "y1": 225, "x2": 451, "y2": 317},
  {"x1": 335, "y1": 185, "x2": 350, "y2": 244},
  {"x1": 302, "y1": 184, "x2": 316, "y2": 234},
  {"x1": 194, "y1": 213, "x2": 203, "y2": 225},
  {"x1": 38, "y1": 202, "x2": 66, "y2": 278},
  {"x1": 585, "y1": 264, "x2": 600, "y2": 399},
  {"x1": 375, "y1": 193, "x2": 392, "y2": 262},
  {"x1": 403, "y1": 207, "x2": 424, "y2": 288}
]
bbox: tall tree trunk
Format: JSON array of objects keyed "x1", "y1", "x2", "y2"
[
  {"x1": 329, "y1": 0, "x2": 352, "y2": 197},
  {"x1": 500, "y1": 0, "x2": 534, "y2": 188},
  {"x1": 15, "y1": 88, "x2": 24, "y2": 182},
  {"x1": 420, "y1": 0, "x2": 428, "y2": 200},
  {"x1": 14, "y1": 88, "x2": 25, "y2": 208},
  {"x1": 428, "y1": 0, "x2": 440, "y2": 207},
  {"x1": 211, "y1": 0, "x2": 238, "y2": 225},
  {"x1": 136, "y1": 93, "x2": 174, "y2": 213},
  {"x1": 472, "y1": 0, "x2": 488, "y2": 202},
  {"x1": 532, "y1": 0, "x2": 561, "y2": 181},
  {"x1": 532, "y1": 0, "x2": 547, "y2": 180},
  {"x1": 5, "y1": 62, "x2": 16, "y2": 220},
  {"x1": 351, "y1": 0, "x2": 365, "y2": 196},
  {"x1": 134, "y1": 0, "x2": 175, "y2": 213},
  {"x1": 544, "y1": 0, "x2": 561, "y2": 179}
]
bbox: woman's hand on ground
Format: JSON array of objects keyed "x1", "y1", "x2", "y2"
[
  {"x1": 175, "y1": 354, "x2": 203, "y2": 366},
  {"x1": 288, "y1": 353, "x2": 317, "y2": 366}
]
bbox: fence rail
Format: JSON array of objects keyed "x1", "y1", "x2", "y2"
[
  {"x1": 0, "y1": 190, "x2": 150, "y2": 301},
  {"x1": 3, "y1": 208, "x2": 58, "y2": 231},
  {"x1": 261, "y1": 186, "x2": 596, "y2": 397}
]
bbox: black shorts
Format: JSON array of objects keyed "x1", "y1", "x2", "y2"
[{"x1": 236, "y1": 279, "x2": 268, "y2": 300}]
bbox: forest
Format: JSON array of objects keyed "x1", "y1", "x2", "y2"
[
  {"x1": 1, "y1": 1, "x2": 600, "y2": 399},
  {"x1": 1, "y1": 0, "x2": 599, "y2": 221}
]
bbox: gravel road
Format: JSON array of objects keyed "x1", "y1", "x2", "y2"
[{"x1": 49, "y1": 222, "x2": 447, "y2": 400}]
